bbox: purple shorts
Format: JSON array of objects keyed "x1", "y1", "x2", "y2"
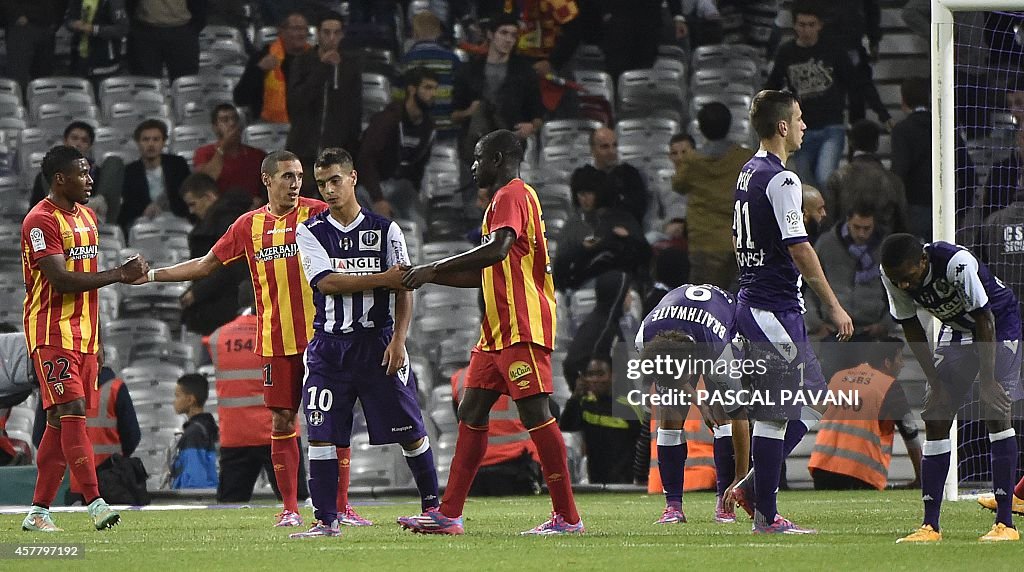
[
  {"x1": 734, "y1": 303, "x2": 826, "y2": 419},
  {"x1": 931, "y1": 327, "x2": 1024, "y2": 417},
  {"x1": 302, "y1": 329, "x2": 426, "y2": 447}
]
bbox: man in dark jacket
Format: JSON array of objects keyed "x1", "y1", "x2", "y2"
[
  {"x1": 285, "y1": 11, "x2": 362, "y2": 197},
  {"x1": 825, "y1": 119, "x2": 907, "y2": 234},
  {"x1": 118, "y1": 119, "x2": 191, "y2": 235},
  {"x1": 65, "y1": 0, "x2": 130, "y2": 84},
  {"x1": 3, "y1": 0, "x2": 65, "y2": 93},
  {"x1": 232, "y1": 11, "x2": 310, "y2": 124},
  {"x1": 562, "y1": 270, "x2": 631, "y2": 391},
  {"x1": 128, "y1": 0, "x2": 207, "y2": 82},
  {"x1": 356, "y1": 67, "x2": 438, "y2": 220},
  {"x1": 820, "y1": 1, "x2": 882, "y2": 122},
  {"x1": 571, "y1": 127, "x2": 649, "y2": 226},
  {"x1": 178, "y1": 173, "x2": 251, "y2": 336}
]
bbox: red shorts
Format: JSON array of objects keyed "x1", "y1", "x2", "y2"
[
  {"x1": 466, "y1": 342, "x2": 552, "y2": 398},
  {"x1": 262, "y1": 354, "x2": 304, "y2": 411},
  {"x1": 32, "y1": 347, "x2": 99, "y2": 411}
]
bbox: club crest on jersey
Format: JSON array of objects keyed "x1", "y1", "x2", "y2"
[
  {"x1": 308, "y1": 410, "x2": 324, "y2": 426},
  {"x1": 29, "y1": 227, "x2": 46, "y2": 252},
  {"x1": 359, "y1": 229, "x2": 381, "y2": 251},
  {"x1": 508, "y1": 361, "x2": 533, "y2": 387},
  {"x1": 340, "y1": 237, "x2": 353, "y2": 250},
  {"x1": 53, "y1": 381, "x2": 64, "y2": 396}
]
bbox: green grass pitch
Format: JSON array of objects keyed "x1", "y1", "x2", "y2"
[{"x1": 1, "y1": 491, "x2": 1019, "y2": 571}]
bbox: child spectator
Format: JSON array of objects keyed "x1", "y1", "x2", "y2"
[{"x1": 170, "y1": 374, "x2": 219, "y2": 489}]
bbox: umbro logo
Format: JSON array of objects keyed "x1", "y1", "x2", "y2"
[{"x1": 782, "y1": 178, "x2": 795, "y2": 186}]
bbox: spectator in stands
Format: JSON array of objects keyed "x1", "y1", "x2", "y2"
[
  {"x1": 981, "y1": 185, "x2": 1024, "y2": 306},
  {"x1": 562, "y1": 271, "x2": 630, "y2": 392},
  {"x1": 285, "y1": 10, "x2": 362, "y2": 197},
  {"x1": 765, "y1": 0, "x2": 892, "y2": 188},
  {"x1": 668, "y1": 133, "x2": 695, "y2": 166},
  {"x1": 356, "y1": 67, "x2": 438, "y2": 220},
  {"x1": 208, "y1": 285, "x2": 308, "y2": 504},
  {"x1": 890, "y1": 77, "x2": 977, "y2": 240},
  {"x1": 806, "y1": 203, "x2": 892, "y2": 345},
  {"x1": 985, "y1": 126, "x2": 1024, "y2": 217},
  {"x1": 808, "y1": 338, "x2": 923, "y2": 490},
  {"x1": 642, "y1": 246, "x2": 689, "y2": 316},
  {"x1": 560, "y1": 354, "x2": 643, "y2": 484},
  {"x1": 504, "y1": 0, "x2": 581, "y2": 78},
  {"x1": 825, "y1": 119, "x2": 907, "y2": 234},
  {"x1": 901, "y1": 0, "x2": 928, "y2": 40},
  {"x1": 118, "y1": 119, "x2": 191, "y2": 235},
  {"x1": 672, "y1": 102, "x2": 751, "y2": 289},
  {"x1": 193, "y1": 103, "x2": 267, "y2": 202},
  {"x1": 554, "y1": 169, "x2": 650, "y2": 291},
  {"x1": 233, "y1": 11, "x2": 310, "y2": 124},
  {"x1": 802, "y1": 184, "x2": 827, "y2": 243},
  {"x1": 451, "y1": 13, "x2": 544, "y2": 163},
  {"x1": 30, "y1": 121, "x2": 125, "y2": 221},
  {"x1": 820, "y1": 1, "x2": 882, "y2": 122},
  {"x1": 572, "y1": 127, "x2": 648, "y2": 225},
  {"x1": 128, "y1": 0, "x2": 205, "y2": 82},
  {"x1": 64, "y1": 0, "x2": 130, "y2": 85},
  {"x1": 716, "y1": 0, "x2": 779, "y2": 56},
  {"x1": 401, "y1": 10, "x2": 461, "y2": 140},
  {"x1": 179, "y1": 174, "x2": 251, "y2": 336},
  {"x1": 3, "y1": 1, "x2": 63, "y2": 93},
  {"x1": 170, "y1": 373, "x2": 219, "y2": 489}
]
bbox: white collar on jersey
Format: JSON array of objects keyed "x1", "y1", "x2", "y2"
[{"x1": 327, "y1": 211, "x2": 365, "y2": 233}]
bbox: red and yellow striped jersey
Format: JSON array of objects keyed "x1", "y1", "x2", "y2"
[
  {"x1": 22, "y1": 199, "x2": 101, "y2": 354},
  {"x1": 212, "y1": 197, "x2": 327, "y2": 357},
  {"x1": 478, "y1": 178, "x2": 557, "y2": 351}
]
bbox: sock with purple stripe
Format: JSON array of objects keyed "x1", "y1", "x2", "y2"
[
  {"x1": 989, "y1": 428, "x2": 1018, "y2": 527},
  {"x1": 403, "y1": 437, "x2": 440, "y2": 512},
  {"x1": 751, "y1": 420, "x2": 786, "y2": 526},
  {"x1": 656, "y1": 429, "x2": 686, "y2": 509},
  {"x1": 783, "y1": 407, "x2": 821, "y2": 456},
  {"x1": 921, "y1": 439, "x2": 951, "y2": 530},
  {"x1": 308, "y1": 445, "x2": 339, "y2": 524},
  {"x1": 713, "y1": 425, "x2": 735, "y2": 498}
]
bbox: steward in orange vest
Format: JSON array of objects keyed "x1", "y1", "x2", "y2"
[
  {"x1": 451, "y1": 367, "x2": 542, "y2": 495},
  {"x1": 206, "y1": 310, "x2": 307, "y2": 502},
  {"x1": 808, "y1": 339, "x2": 922, "y2": 490}
]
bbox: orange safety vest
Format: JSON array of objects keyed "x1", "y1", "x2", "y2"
[
  {"x1": 647, "y1": 378, "x2": 717, "y2": 493},
  {"x1": 205, "y1": 314, "x2": 273, "y2": 448},
  {"x1": 451, "y1": 368, "x2": 539, "y2": 465},
  {"x1": 86, "y1": 377, "x2": 124, "y2": 466},
  {"x1": 807, "y1": 363, "x2": 896, "y2": 490}
]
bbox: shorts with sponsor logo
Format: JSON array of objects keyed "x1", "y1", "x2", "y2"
[
  {"x1": 32, "y1": 346, "x2": 98, "y2": 410},
  {"x1": 302, "y1": 328, "x2": 426, "y2": 446},
  {"x1": 466, "y1": 342, "x2": 553, "y2": 398},
  {"x1": 734, "y1": 303, "x2": 826, "y2": 419},
  {"x1": 928, "y1": 331, "x2": 1024, "y2": 418},
  {"x1": 262, "y1": 354, "x2": 304, "y2": 411}
]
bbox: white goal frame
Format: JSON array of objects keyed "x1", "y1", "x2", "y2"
[{"x1": 931, "y1": 0, "x2": 1023, "y2": 501}]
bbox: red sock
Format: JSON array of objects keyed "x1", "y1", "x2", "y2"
[
  {"x1": 32, "y1": 424, "x2": 66, "y2": 507},
  {"x1": 1015, "y1": 475, "x2": 1024, "y2": 500},
  {"x1": 337, "y1": 447, "x2": 351, "y2": 510},
  {"x1": 439, "y1": 423, "x2": 488, "y2": 518},
  {"x1": 59, "y1": 416, "x2": 99, "y2": 503},
  {"x1": 271, "y1": 432, "x2": 300, "y2": 513},
  {"x1": 529, "y1": 418, "x2": 580, "y2": 524}
]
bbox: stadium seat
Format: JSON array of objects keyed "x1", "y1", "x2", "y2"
[
  {"x1": 171, "y1": 75, "x2": 235, "y2": 121},
  {"x1": 692, "y1": 43, "x2": 761, "y2": 69},
  {"x1": 617, "y1": 68, "x2": 685, "y2": 121},
  {"x1": 570, "y1": 44, "x2": 605, "y2": 71},
  {"x1": 362, "y1": 73, "x2": 393, "y2": 116},
  {"x1": 104, "y1": 318, "x2": 172, "y2": 344},
  {"x1": 616, "y1": 117, "x2": 679, "y2": 148},
  {"x1": 423, "y1": 170, "x2": 460, "y2": 199},
  {"x1": 541, "y1": 119, "x2": 602, "y2": 150},
  {"x1": 201, "y1": 40, "x2": 248, "y2": 68},
  {"x1": 120, "y1": 282, "x2": 188, "y2": 322},
  {"x1": 170, "y1": 125, "x2": 210, "y2": 160},
  {"x1": 0, "y1": 77, "x2": 20, "y2": 103},
  {"x1": 128, "y1": 216, "x2": 193, "y2": 246},
  {"x1": 0, "y1": 117, "x2": 26, "y2": 148},
  {"x1": 0, "y1": 284, "x2": 22, "y2": 325},
  {"x1": 421, "y1": 240, "x2": 474, "y2": 261},
  {"x1": 0, "y1": 174, "x2": 28, "y2": 220},
  {"x1": 0, "y1": 93, "x2": 25, "y2": 121},
  {"x1": 199, "y1": 25, "x2": 245, "y2": 50},
  {"x1": 99, "y1": 76, "x2": 165, "y2": 113},
  {"x1": 33, "y1": 98, "x2": 99, "y2": 133},
  {"x1": 573, "y1": 70, "x2": 614, "y2": 105},
  {"x1": 131, "y1": 341, "x2": 197, "y2": 371},
  {"x1": 26, "y1": 76, "x2": 93, "y2": 116},
  {"x1": 689, "y1": 92, "x2": 752, "y2": 125},
  {"x1": 243, "y1": 123, "x2": 290, "y2": 152},
  {"x1": 254, "y1": 26, "x2": 277, "y2": 49}
]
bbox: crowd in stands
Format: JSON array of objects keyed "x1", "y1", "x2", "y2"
[{"x1": 2, "y1": 0, "x2": 1023, "y2": 494}]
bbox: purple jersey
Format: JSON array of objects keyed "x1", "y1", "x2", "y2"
[
  {"x1": 733, "y1": 150, "x2": 808, "y2": 312},
  {"x1": 636, "y1": 284, "x2": 735, "y2": 358},
  {"x1": 882, "y1": 241, "x2": 1022, "y2": 340},
  {"x1": 296, "y1": 209, "x2": 409, "y2": 336}
]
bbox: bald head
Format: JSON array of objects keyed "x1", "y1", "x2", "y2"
[
  {"x1": 590, "y1": 127, "x2": 618, "y2": 170},
  {"x1": 473, "y1": 129, "x2": 524, "y2": 189},
  {"x1": 802, "y1": 184, "x2": 826, "y2": 227}
]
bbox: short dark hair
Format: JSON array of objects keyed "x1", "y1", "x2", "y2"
[
  {"x1": 880, "y1": 233, "x2": 925, "y2": 269},
  {"x1": 261, "y1": 149, "x2": 300, "y2": 175},
  {"x1": 317, "y1": 10, "x2": 344, "y2": 28},
  {"x1": 41, "y1": 145, "x2": 85, "y2": 182},
  {"x1": 848, "y1": 119, "x2": 881, "y2": 153},
  {"x1": 791, "y1": 0, "x2": 823, "y2": 20},
  {"x1": 133, "y1": 118, "x2": 169, "y2": 141},
  {"x1": 210, "y1": 103, "x2": 239, "y2": 125},
  {"x1": 847, "y1": 201, "x2": 877, "y2": 220},
  {"x1": 180, "y1": 173, "x2": 218, "y2": 198},
  {"x1": 901, "y1": 77, "x2": 929, "y2": 109},
  {"x1": 404, "y1": 66, "x2": 439, "y2": 89},
  {"x1": 750, "y1": 90, "x2": 799, "y2": 140},
  {"x1": 314, "y1": 147, "x2": 354, "y2": 171},
  {"x1": 489, "y1": 13, "x2": 520, "y2": 33},
  {"x1": 669, "y1": 132, "x2": 695, "y2": 147},
  {"x1": 639, "y1": 331, "x2": 700, "y2": 386},
  {"x1": 697, "y1": 102, "x2": 732, "y2": 141},
  {"x1": 176, "y1": 373, "x2": 209, "y2": 407},
  {"x1": 278, "y1": 11, "x2": 308, "y2": 28},
  {"x1": 64, "y1": 121, "x2": 95, "y2": 144},
  {"x1": 867, "y1": 336, "x2": 904, "y2": 370},
  {"x1": 478, "y1": 129, "x2": 524, "y2": 163}
]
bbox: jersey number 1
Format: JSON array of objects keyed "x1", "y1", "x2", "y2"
[{"x1": 733, "y1": 200, "x2": 754, "y2": 249}]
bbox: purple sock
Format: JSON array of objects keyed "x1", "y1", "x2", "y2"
[
  {"x1": 921, "y1": 440, "x2": 951, "y2": 531},
  {"x1": 713, "y1": 435, "x2": 735, "y2": 498},
  {"x1": 752, "y1": 425, "x2": 785, "y2": 526},
  {"x1": 657, "y1": 429, "x2": 687, "y2": 507},
  {"x1": 403, "y1": 442, "x2": 440, "y2": 511},
  {"x1": 308, "y1": 447, "x2": 339, "y2": 524},
  {"x1": 990, "y1": 430, "x2": 1018, "y2": 527}
]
